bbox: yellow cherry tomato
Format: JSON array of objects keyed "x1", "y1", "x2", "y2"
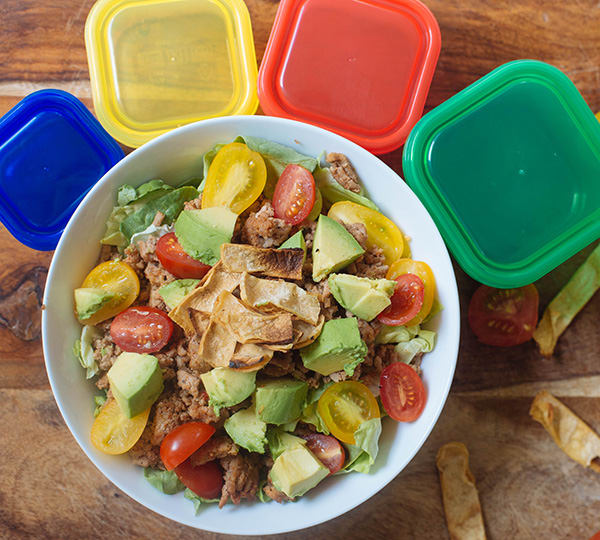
[
  {"x1": 317, "y1": 381, "x2": 380, "y2": 444},
  {"x1": 327, "y1": 201, "x2": 405, "y2": 266},
  {"x1": 90, "y1": 398, "x2": 150, "y2": 455},
  {"x1": 79, "y1": 260, "x2": 140, "y2": 325},
  {"x1": 387, "y1": 259, "x2": 436, "y2": 326},
  {"x1": 202, "y1": 142, "x2": 267, "y2": 214}
]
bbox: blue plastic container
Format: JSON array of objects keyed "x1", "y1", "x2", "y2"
[{"x1": 0, "y1": 90, "x2": 124, "y2": 250}]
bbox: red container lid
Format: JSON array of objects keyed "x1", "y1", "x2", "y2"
[{"x1": 258, "y1": 0, "x2": 441, "y2": 154}]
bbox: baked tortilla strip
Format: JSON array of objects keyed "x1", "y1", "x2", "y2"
[
  {"x1": 436, "y1": 442, "x2": 486, "y2": 540},
  {"x1": 530, "y1": 390, "x2": 600, "y2": 472},
  {"x1": 220, "y1": 243, "x2": 304, "y2": 280},
  {"x1": 292, "y1": 315, "x2": 325, "y2": 349},
  {"x1": 229, "y1": 343, "x2": 274, "y2": 371},
  {"x1": 192, "y1": 319, "x2": 236, "y2": 369},
  {"x1": 533, "y1": 242, "x2": 600, "y2": 356},
  {"x1": 240, "y1": 273, "x2": 321, "y2": 325}
]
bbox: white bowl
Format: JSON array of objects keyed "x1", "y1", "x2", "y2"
[{"x1": 42, "y1": 115, "x2": 459, "y2": 535}]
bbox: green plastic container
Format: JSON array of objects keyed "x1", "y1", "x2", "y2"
[{"x1": 403, "y1": 60, "x2": 600, "y2": 288}]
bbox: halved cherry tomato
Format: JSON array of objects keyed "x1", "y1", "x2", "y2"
[
  {"x1": 380, "y1": 363, "x2": 426, "y2": 422},
  {"x1": 202, "y1": 142, "x2": 266, "y2": 214},
  {"x1": 317, "y1": 381, "x2": 380, "y2": 445},
  {"x1": 160, "y1": 422, "x2": 216, "y2": 471},
  {"x1": 468, "y1": 284, "x2": 539, "y2": 347},
  {"x1": 156, "y1": 232, "x2": 211, "y2": 279},
  {"x1": 79, "y1": 260, "x2": 140, "y2": 325},
  {"x1": 175, "y1": 459, "x2": 223, "y2": 500},
  {"x1": 273, "y1": 164, "x2": 316, "y2": 225},
  {"x1": 90, "y1": 398, "x2": 150, "y2": 455},
  {"x1": 387, "y1": 259, "x2": 436, "y2": 326},
  {"x1": 110, "y1": 306, "x2": 174, "y2": 353},
  {"x1": 327, "y1": 201, "x2": 405, "y2": 265},
  {"x1": 299, "y1": 432, "x2": 345, "y2": 474},
  {"x1": 378, "y1": 274, "x2": 424, "y2": 326}
]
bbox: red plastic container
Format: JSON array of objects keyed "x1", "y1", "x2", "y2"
[{"x1": 258, "y1": 0, "x2": 441, "y2": 154}]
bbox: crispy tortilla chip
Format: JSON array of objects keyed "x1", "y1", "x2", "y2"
[
  {"x1": 213, "y1": 291, "x2": 294, "y2": 345},
  {"x1": 193, "y1": 319, "x2": 236, "y2": 369},
  {"x1": 240, "y1": 273, "x2": 321, "y2": 325},
  {"x1": 533, "y1": 243, "x2": 600, "y2": 356},
  {"x1": 436, "y1": 442, "x2": 486, "y2": 540},
  {"x1": 220, "y1": 243, "x2": 304, "y2": 280},
  {"x1": 190, "y1": 309, "x2": 209, "y2": 335},
  {"x1": 229, "y1": 343, "x2": 274, "y2": 371},
  {"x1": 530, "y1": 390, "x2": 600, "y2": 471},
  {"x1": 292, "y1": 315, "x2": 325, "y2": 349}
]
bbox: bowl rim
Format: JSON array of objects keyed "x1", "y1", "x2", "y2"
[{"x1": 42, "y1": 114, "x2": 460, "y2": 535}]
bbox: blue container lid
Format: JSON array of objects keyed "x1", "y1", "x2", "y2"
[{"x1": 0, "y1": 89, "x2": 124, "y2": 250}]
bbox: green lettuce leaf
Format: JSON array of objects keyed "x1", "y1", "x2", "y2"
[
  {"x1": 184, "y1": 488, "x2": 219, "y2": 513},
  {"x1": 101, "y1": 205, "x2": 136, "y2": 249},
  {"x1": 266, "y1": 428, "x2": 307, "y2": 461},
  {"x1": 257, "y1": 479, "x2": 272, "y2": 503},
  {"x1": 394, "y1": 331, "x2": 436, "y2": 363},
  {"x1": 314, "y1": 166, "x2": 379, "y2": 211},
  {"x1": 422, "y1": 298, "x2": 443, "y2": 324},
  {"x1": 73, "y1": 325, "x2": 101, "y2": 379},
  {"x1": 144, "y1": 468, "x2": 185, "y2": 495},
  {"x1": 300, "y1": 382, "x2": 333, "y2": 434},
  {"x1": 93, "y1": 391, "x2": 107, "y2": 417},
  {"x1": 340, "y1": 417, "x2": 382, "y2": 474},
  {"x1": 375, "y1": 324, "x2": 420, "y2": 345},
  {"x1": 117, "y1": 179, "x2": 172, "y2": 206}
]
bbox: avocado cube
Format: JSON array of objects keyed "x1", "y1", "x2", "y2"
[
  {"x1": 312, "y1": 215, "x2": 364, "y2": 282},
  {"x1": 107, "y1": 352, "x2": 164, "y2": 418},
  {"x1": 254, "y1": 379, "x2": 308, "y2": 425},
  {"x1": 300, "y1": 317, "x2": 367, "y2": 376},
  {"x1": 266, "y1": 428, "x2": 307, "y2": 460},
  {"x1": 270, "y1": 445, "x2": 329, "y2": 499},
  {"x1": 200, "y1": 367, "x2": 256, "y2": 414},
  {"x1": 224, "y1": 406, "x2": 268, "y2": 453},
  {"x1": 279, "y1": 230, "x2": 306, "y2": 263},
  {"x1": 158, "y1": 279, "x2": 200, "y2": 310},
  {"x1": 74, "y1": 287, "x2": 115, "y2": 322},
  {"x1": 328, "y1": 273, "x2": 396, "y2": 321}
]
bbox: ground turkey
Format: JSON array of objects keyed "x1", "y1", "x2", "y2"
[
  {"x1": 241, "y1": 201, "x2": 292, "y2": 248},
  {"x1": 326, "y1": 153, "x2": 361, "y2": 193},
  {"x1": 218, "y1": 454, "x2": 261, "y2": 507}
]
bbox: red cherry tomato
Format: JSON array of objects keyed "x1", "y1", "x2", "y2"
[
  {"x1": 156, "y1": 233, "x2": 211, "y2": 279},
  {"x1": 380, "y1": 362, "x2": 426, "y2": 422},
  {"x1": 160, "y1": 422, "x2": 216, "y2": 471},
  {"x1": 377, "y1": 273, "x2": 425, "y2": 326},
  {"x1": 468, "y1": 284, "x2": 539, "y2": 347},
  {"x1": 299, "y1": 432, "x2": 345, "y2": 475},
  {"x1": 175, "y1": 459, "x2": 223, "y2": 500},
  {"x1": 110, "y1": 306, "x2": 174, "y2": 353},
  {"x1": 272, "y1": 164, "x2": 316, "y2": 225}
]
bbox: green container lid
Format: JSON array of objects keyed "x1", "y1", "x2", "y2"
[{"x1": 403, "y1": 60, "x2": 600, "y2": 288}]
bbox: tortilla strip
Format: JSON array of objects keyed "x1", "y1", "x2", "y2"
[
  {"x1": 212, "y1": 291, "x2": 294, "y2": 345},
  {"x1": 220, "y1": 243, "x2": 304, "y2": 280},
  {"x1": 240, "y1": 273, "x2": 321, "y2": 325},
  {"x1": 292, "y1": 315, "x2": 325, "y2": 349},
  {"x1": 190, "y1": 309, "x2": 209, "y2": 335},
  {"x1": 193, "y1": 319, "x2": 237, "y2": 369},
  {"x1": 229, "y1": 343, "x2": 274, "y2": 371},
  {"x1": 530, "y1": 390, "x2": 600, "y2": 472},
  {"x1": 533, "y1": 243, "x2": 600, "y2": 356},
  {"x1": 436, "y1": 442, "x2": 486, "y2": 540}
]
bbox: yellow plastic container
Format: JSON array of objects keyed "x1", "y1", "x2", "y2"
[{"x1": 85, "y1": 0, "x2": 259, "y2": 147}]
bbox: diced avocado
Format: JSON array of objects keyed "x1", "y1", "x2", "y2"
[
  {"x1": 158, "y1": 279, "x2": 201, "y2": 310},
  {"x1": 312, "y1": 215, "x2": 364, "y2": 282},
  {"x1": 200, "y1": 367, "x2": 256, "y2": 414},
  {"x1": 74, "y1": 287, "x2": 115, "y2": 322},
  {"x1": 107, "y1": 352, "x2": 164, "y2": 418},
  {"x1": 267, "y1": 428, "x2": 307, "y2": 460},
  {"x1": 328, "y1": 273, "x2": 396, "y2": 321},
  {"x1": 270, "y1": 445, "x2": 329, "y2": 499},
  {"x1": 279, "y1": 230, "x2": 306, "y2": 263},
  {"x1": 300, "y1": 317, "x2": 367, "y2": 376},
  {"x1": 174, "y1": 207, "x2": 237, "y2": 265},
  {"x1": 254, "y1": 379, "x2": 308, "y2": 425},
  {"x1": 224, "y1": 406, "x2": 268, "y2": 453}
]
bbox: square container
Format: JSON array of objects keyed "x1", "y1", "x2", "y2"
[
  {"x1": 258, "y1": 0, "x2": 441, "y2": 154},
  {"x1": 85, "y1": 0, "x2": 259, "y2": 148},
  {"x1": 403, "y1": 60, "x2": 600, "y2": 288},
  {"x1": 0, "y1": 90, "x2": 124, "y2": 251}
]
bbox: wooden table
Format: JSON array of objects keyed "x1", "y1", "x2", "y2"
[{"x1": 1, "y1": 1, "x2": 599, "y2": 538}]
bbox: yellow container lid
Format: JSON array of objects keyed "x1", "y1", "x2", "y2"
[{"x1": 85, "y1": 0, "x2": 259, "y2": 147}]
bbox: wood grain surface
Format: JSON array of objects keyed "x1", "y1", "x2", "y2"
[{"x1": 1, "y1": 1, "x2": 599, "y2": 538}]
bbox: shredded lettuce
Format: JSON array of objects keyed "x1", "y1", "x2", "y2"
[
  {"x1": 257, "y1": 479, "x2": 272, "y2": 503},
  {"x1": 339, "y1": 417, "x2": 382, "y2": 474},
  {"x1": 144, "y1": 468, "x2": 186, "y2": 495},
  {"x1": 314, "y1": 166, "x2": 379, "y2": 211},
  {"x1": 422, "y1": 298, "x2": 443, "y2": 324},
  {"x1": 266, "y1": 428, "x2": 306, "y2": 461},
  {"x1": 101, "y1": 205, "x2": 136, "y2": 248},
  {"x1": 394, "y1": 331, "x2": 436, "y2": 363},
  {"x1": 300, "y1": 382, "x2": 333, "y2": 434},
  {"x1": 375, "y1": 324, "x2": 420, "y2": 344},
  {"x1": 184, "y1": 488, "x2": 219, "y2": 512},
  {"x1": 73, "y1": 325, "x2": 101, "y2": 379},
  {"x1": 93, "y1": 390, "x2": 107, "y2": 417}
]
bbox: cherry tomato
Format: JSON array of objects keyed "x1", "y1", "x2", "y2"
[
  {"x1": 387, "y1": 259, "x2": 436, "y2": 326},
  {"x1": 299, "y1": 432, "x2": 345, "y2": 474},
  {"x1": 588, "y1": 532, "x2": 600, "y2": 540},
  {"x1": 90, "y1": 398, "x2": 150, "y2": 455},
  {"x1": 317, "y1": 381, "x2": 380, "y2": 445},
  {"x1": 202, "y1": 142, "x2": 267, "y2": 214},
  {"x1": 110, "y1": 306, "x2": 174, "y2": 353},
  {"x1": 156, "y1": 232, "x2": 211, "y2": 279},
  {"x1": 378, "y1": 273, "x2": 425, "y2": 326},
  {"x1": 272, "y1": 164, "x2": 316, "y2": 225},
  {"x1": 380, "y1": 363, "x2": 426, "y2": 422},
  {"x1": 175, "y1": 459, "x2": 223, "y2": 500},
  {"x1": 79, "y1": 260, "x2": 140, "y2": 325},
  {"x1": 468, "y1": 284, "x2": 539, "y2": 347},
  {"x1": 328, "y1": 201, "x2": 405, "y2": 265},
  {"x1": 160, "y1": 422, "x2": 216, "y2": 471}
]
